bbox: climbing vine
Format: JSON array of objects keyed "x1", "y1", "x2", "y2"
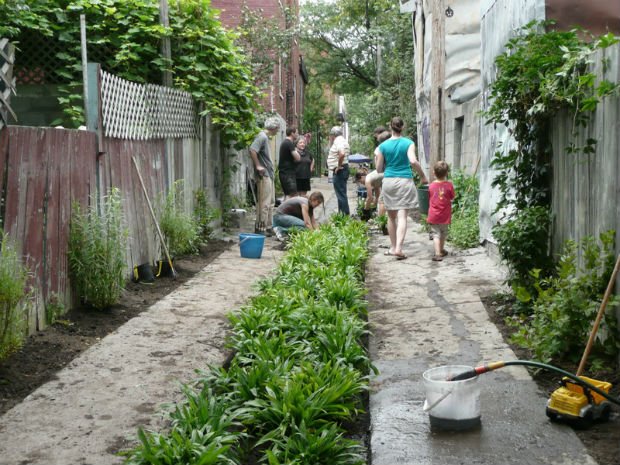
[
  {"x1": 0, "y1": 0, "x2": 260, "y2": 147},
  {"x1": 484, "y1": 21, "x2": 619, "y2": 287},
  {"x1": 484, "y1": 21, "x2": 619, "y2": 214}
]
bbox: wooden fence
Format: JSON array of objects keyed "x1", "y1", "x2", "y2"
[
  {"x1": 550, "y1": 44, "x2": 620, "y2": 255},
  {"x1": 0, "y1": 127, "x2": 97, "y2": 332},
  {"x1": 0, "y1": 67, "x2": 250, "y2": 332}
]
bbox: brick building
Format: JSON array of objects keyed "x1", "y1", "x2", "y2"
[{"x1": 212, "y1": 0, "x2": 308, "y2": 130}]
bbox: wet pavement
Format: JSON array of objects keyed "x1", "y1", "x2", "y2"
[
  {"x1": 366, "y1": 210, "x2": 597, "y2": 464},
  {"x1": 0, "y1": 177, "x2": 596, "y2": 464}
]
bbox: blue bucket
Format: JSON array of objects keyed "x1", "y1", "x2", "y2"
[{"x1": 239, "y1": 233, "x2": 265, "y2": 259}]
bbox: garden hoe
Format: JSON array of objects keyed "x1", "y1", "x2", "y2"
[
  {"x1": 449, "y1": 254, "x2": 620, "y2": 428},
  {"x1": 131, "y1": 156, "x2": 177, "y2": 279}
]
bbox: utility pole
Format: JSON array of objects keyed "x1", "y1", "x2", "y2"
[{"x1": 429, "y1": 0, "x2": 445, "y2": 179}]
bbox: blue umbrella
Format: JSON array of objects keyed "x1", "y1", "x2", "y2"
[{"x1": 348, "y1": 153, "x2": 371, "y2": 163}]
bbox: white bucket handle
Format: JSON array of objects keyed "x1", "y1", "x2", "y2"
[
  {"x1": 423, "y1": 389, "x2": 453, "y2": 412},
  {"x1": 240, "y1": 235, "x2": 261, "y2": 246}
]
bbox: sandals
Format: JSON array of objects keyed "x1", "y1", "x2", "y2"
[
  {"x1": 432, "y1": 255, "x2": 443, "y2": 262},
  {"x1": 384, "y1": 250, "x2": 408, "y2": 260}
]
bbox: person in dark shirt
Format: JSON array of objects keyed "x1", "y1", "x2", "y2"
[
  {"x1": 272, "y1": 191, "x2": 324, "y2": 241},
  {"x1": 278, "y1": 126, "x2": 300, "y2": 200},
  {"x1": 294, "y1": 137, "x2": 314, "y2": 197}
]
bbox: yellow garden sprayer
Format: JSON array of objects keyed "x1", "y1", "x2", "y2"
[
  {"x1": 449, "y1": 360, "x2": 619, "y2": 427},
  {"x1": 450, "y1": 254, "x2": 620, "y2": 428}
]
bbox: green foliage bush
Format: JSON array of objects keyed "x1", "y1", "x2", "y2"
[
  {"x1": 193, "y1": 189, "x2": 220, "y2": 243},
  {"x1": 125, "y1": 217, "x2": 371, "y2": 465},
  {"x1": 159, "y1": 182, "x2": 200, "y2": 257},
  {"x1": 0, "y1": 233, "x2": 29, "y2": 360},
  {"x1": 448, "y1": 170, "x2": 480, "y2": 249},
  {"x1": 0, "y1": 0, "x2": 259, "y2": 146},
  {"x1": 483, "y1": 21, "x2": 619, "y2": 214},
  {"x1": 68, "y1": 188, "x2": 127, "y2": 310},
  {"x1": 509, "y1": 230, "x2": 620, "y2": 365},
  {"x1": 492, "y1": 206, "x2": 552, "y2": 290}
]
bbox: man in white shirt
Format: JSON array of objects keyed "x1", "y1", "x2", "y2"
[{"x1": 327, "y1": 126, "x2": 350, "y2": 215}]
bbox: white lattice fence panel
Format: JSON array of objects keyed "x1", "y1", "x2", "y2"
[
  {"x1": 101, "y1": 70, "x2": 196, "y2": 140},
  {"x1": 0, "y1": 38, "x2": 16, "y2": 130}
]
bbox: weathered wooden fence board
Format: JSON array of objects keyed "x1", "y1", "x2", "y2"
[
  {"x1": 551, "y1": 45, "x2": 620, "y2": 254},
  {"x1": 0, "y1": 127, "x2": 97, "y2": 330}
]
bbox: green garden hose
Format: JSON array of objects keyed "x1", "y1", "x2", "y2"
[{"x1": 450, "y1": 360, "x2": 620, "y2": 406}]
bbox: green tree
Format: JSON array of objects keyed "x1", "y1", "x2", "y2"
[
  {"x1": 0, "y1": 0, "x2": 260, "y2": 147},
  {"x1": 301, "y1": 0, "x2": 416, "y2": 155}
]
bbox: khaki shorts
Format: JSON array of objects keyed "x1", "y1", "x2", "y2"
[{"x1": 430, "y1": 223, "x2": 449, "y2": 240}]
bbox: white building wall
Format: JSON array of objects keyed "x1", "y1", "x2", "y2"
[{"x1": 478, "y1": 0, "x2": 546, "y2": 243}]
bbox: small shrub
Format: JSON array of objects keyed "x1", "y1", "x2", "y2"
[
  {"x1": 68, "y1": 188, "x2": 127, "y2": 310},
  {"x1": 448, "y1": 170, "x2": 480, "y2": 249},
  {"x1": 193, "y1": 189, "x2": 220, "y2": 242},
  {"x1": 492, "y1": 205, "x2": 552, "y2": 289},
  {"x1": 509, "y1": 230, "x2": 620, "y2": 364},
  {"x1": 0, "y1": 233, "x2": 29, "y2": 359},
  {"x1": 45, "y1": 293, "x2": 65, "y2": 325},
  {"x1": 159, "y1": 181, "x2": 200, "y2": 257},
  {"x1": 374, "y1": 213, "x2": 388, "y2": 234}
]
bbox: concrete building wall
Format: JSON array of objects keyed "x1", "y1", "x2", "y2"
[{"x1": 444, "y1": 95, "x2": 481, "y2": 174}]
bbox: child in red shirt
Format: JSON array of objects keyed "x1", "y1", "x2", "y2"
[{"x1": 427, "y1": 161, "x2": 455, "y2": 261}]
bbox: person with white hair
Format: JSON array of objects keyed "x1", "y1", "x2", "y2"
[
  {"x1": 249, "y1": 116, "x2": 281, "y2": 235},
  {"x1": 327, "y1": 125, "x2": 351, "y2": 215}
]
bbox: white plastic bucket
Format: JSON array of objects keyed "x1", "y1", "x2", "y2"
[{"x1": 422, "y1": 365, "x2": 481, "y2": 430}]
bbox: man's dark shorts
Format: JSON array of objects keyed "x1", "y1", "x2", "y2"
[{"x1": 279, "y1": 171, "x2": 298, "y2": 196}]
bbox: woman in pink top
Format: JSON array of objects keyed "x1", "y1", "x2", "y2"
[{"x1": 427, "y1": 161, "x2": 455, "y2": 261}]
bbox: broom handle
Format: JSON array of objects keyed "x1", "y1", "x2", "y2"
[
  {"x1": 131, "y1": 156, "x2": 177, "y2": 278},
  {"x1": 576, "y1": 253, "x2": 620, "y2": 376}
]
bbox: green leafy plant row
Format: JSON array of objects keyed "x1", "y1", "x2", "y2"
[{"x1": 124, "y1": 216, "x2": 372, "y2": 465}]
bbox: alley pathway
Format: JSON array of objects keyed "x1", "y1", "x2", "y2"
[{"x1": 0, "y1": 176, "x2": 598, "y2": 465}]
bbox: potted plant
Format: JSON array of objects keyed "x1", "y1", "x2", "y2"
[{"x1": 375, "y1": 213, "x2": 388, "y2": 235}]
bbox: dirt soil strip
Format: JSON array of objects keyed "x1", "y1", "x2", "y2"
[{"x1": 0, "y1": 241, "x2": 284, "y2": 465}]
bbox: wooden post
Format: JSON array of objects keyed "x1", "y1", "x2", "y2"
[
  {"x1": 80, "y1": 15, "x2": 90, "y2": 128},
  {"x1": 159, "y1": 0, "x2": 172, "y2": 87},
  {"x1": 429, "y1": 0, "x2": 445, "y2": 180}
]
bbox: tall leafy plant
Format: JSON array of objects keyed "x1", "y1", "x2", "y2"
[
  {"x1": 483, "y1": 22, "x2": 618, "y2": 289},
  {"x1": 0, "y1": 233, "x2": 29, "y2": 360},
  {"x1": 509, "y1": 230, "x2": 620, "y2": 365},
  {"x1": 159, "y1": 181, "x2": 200, "y2": 257},
  {"x1": 448, "y1": 170, "x2": 480, "y2": 249},
  {"x1": 68, "y1": 188, "x2": 127, "y2": 310}
]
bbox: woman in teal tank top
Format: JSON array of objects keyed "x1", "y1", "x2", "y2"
[{"x1": 375, "y1": 116, "x2": 428, "y2": 260}]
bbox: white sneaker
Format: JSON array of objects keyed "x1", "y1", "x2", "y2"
[{"x1": 274, "y1": 227, "x2": 286, "y2": 242}]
